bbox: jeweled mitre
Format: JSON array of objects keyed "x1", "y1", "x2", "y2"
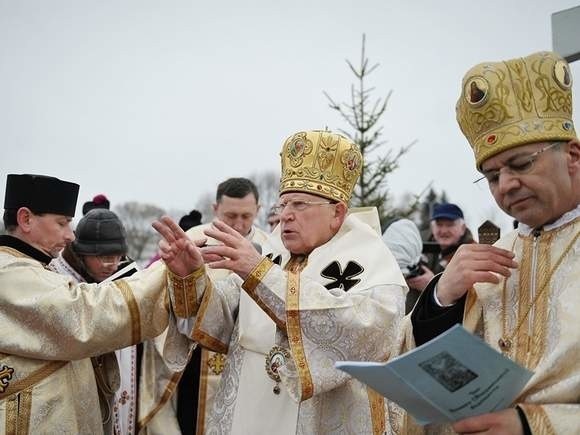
[
  {"x1": 279, "y1": 130, "x2": 363, "y2": 203},
  {"x1": 456, "y1": 51, "x2": 576, "y2": 168}
]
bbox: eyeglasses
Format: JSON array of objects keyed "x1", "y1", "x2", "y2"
[
  {"x1": 271, "y1": 199, "x2": 334, "y2": 214},
  {"x1": 96, "y1": 254, "x2": 123, "y2": 266},
  {"x1": 473, "y1": 141, "x2": 562, "y2": 185}
]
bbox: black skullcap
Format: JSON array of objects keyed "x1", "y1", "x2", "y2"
[{"x1": 4, "y1": 174, "x2": 80, "y2": 217}]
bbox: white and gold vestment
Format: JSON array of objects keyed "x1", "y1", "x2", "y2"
[{"x1": 190, "y1": 209, "x2": 407, "y2": 434}]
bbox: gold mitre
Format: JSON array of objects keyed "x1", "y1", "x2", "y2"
[
  {"x1": 279, "y1": 130, "x2": 363, "y2": 203},
  {"x1": 456, "y1": 51, "x2": 576, "y2": 168}
]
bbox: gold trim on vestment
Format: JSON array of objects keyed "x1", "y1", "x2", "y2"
[
  {"x1": 285, "y1": 270, "x2": 313, "y2": 401},
  {"x1": 5, "y1": 395, "x2": 17, "y2": 435},
  {"x1": 191, "y1": 275, "x2": 212, "y2": 339},
  {"x1": 0, "y1": 246, "x2": 29, "y2": 259},
  {"x1": 367, "y1": 387, "x2": 385, "y2": 435},
  {"x1": 242, "y1": 257, "x2": 273, "y2": 294},
  {"x1": 191, "y1": 278, "x2": 229, "y2": 354},
  {"x1": 514, "y1": 236, "x2": 532, "y2": 365},
  {"x1": 464, "y1": 288, "x2": 478, "y2": 316},
  {"x1": 17, "y1": 388, "x2": 32, "y2": 435},
  {"x1": 136, "y1": 371, "x2": 182, "y2": 432},
  {"x1": 196, "y1": 349, "x2": 210, "y2": 435},
  {"x1": 241, "y1": 257, "x2": 286, "y2": 331},
  {"x1": 169, "y1": 266, "x2": 204, "y2": 317},
  {"x1": 191, "y1": 329, "x2": 228, "y2": 355},
  {"x1": 519, "y1": 403, "x2": 556, "y2": 435},
  {"x1": 527, "y1": 232, "x2": 552, "y2": 369},
  {"x1": 114, "y1": 280, "x2": 142, "y2": 345},
  {"x1": 0, "y1": 360, "x2": 67, "y2": 401},
  {"x1": 510, "y1": 227, "x2": 579, "y2": 367}
]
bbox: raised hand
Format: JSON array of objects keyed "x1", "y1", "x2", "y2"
[
  {"x1": 436, "y1": 244, "x2": 518, "y2": 305},
  {"x1": 201, "y1": 219, "x2": 263, "y2": 279},
  {"x1": 152, "y1": 216, "x2": 204, "y2": 277}
]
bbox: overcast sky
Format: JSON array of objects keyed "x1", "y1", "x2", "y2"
[{"x1": 1, "y1": 0, "x2": 579, "y2": 234}]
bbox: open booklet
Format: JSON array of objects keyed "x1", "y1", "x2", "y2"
[
  {"x1": 335, "y1": 324, "x2": 533, "y2": 425},
  {"x1": 100, "y1": 260, "x2": 140, "y2": 283}
]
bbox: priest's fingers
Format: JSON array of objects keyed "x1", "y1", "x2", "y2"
[
  {"x1": 201, "y1": 244, "x2": 239, "y2": 260},
  {"x1": 160, "y1": 215, "x2": 190, "y2": 240},
  {"x1": 436, "y1": 246, "x2": 517, "y2": 305},
  {"x1": 192, "y1": 237, "x2": 208, "y2": 248},
  {"x1": 202, "y1": 252, "x2": 225, "y2": 264},
  {"x1": 158, "y1": 239, "x2": 175, "y2": 261},
  {"x1": 210, "y1": 219, "x2": 241, "y2": 237},
  {"x1": 152, "y1": 216, "x2": 188, "y2": 244},
  {"x1": 152, "y1": 218, "x2": 177, "y2": 244},
  {"x1": 452, "y1": 409, "x2": 523, "y2": 435},
  {"x1": 204, "y1": 219, "x2": 245, "y2": 247}
]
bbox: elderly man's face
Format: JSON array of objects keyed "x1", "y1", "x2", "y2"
[
  {"x1": 213, "y1": 193, "x2": 259, "y2": 237},
  {"x1": 278, "y1": 192, "x2": 344, "y2": 255},
  {"x1": 431, "y1": 219, "x2": 465, "y2": 249},
  {"x1": 481, "y1": 140, "x2": 579, "y2": 228}
]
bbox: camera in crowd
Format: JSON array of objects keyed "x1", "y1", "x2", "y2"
[{"x1": 404, "y1": 261, "x2": 426, "y2": 279}]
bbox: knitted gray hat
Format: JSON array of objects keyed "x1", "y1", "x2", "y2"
[{"x1": 72, "y1": 209, "x2": 128, "y2": 256}]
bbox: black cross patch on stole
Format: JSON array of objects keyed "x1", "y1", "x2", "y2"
[{"x1": 320, "y1": 260, "x2": 364, "y2": 292}]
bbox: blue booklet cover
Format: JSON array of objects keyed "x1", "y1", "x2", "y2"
[{"x1": 335, "y1": 324, "x2": 533, "y2": 425}]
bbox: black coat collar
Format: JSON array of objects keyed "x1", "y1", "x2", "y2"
[{"x1": 0, "y1": 234, "x2": 53, "y2": 265}]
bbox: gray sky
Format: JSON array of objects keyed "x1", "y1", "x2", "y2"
[{"x1": 1, "y1": 0, "x2": 579, "y2": 234}]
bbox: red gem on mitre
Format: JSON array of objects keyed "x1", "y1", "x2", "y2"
[{"x1": 486, "y1": 135, "x2": 497, "y2": 144}]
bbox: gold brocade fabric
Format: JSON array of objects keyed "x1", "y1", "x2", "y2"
[
  {"x1": 0, "y1": 245, "x2": 171, "y2": 434},
  {"x1": 279, "y1": 130, "x2": 363, "y2": 203},
  {"x1": 140, "y1": 224, "x2": 271, "y2": 435},
  {"x1": 456, "y1": 51, "x2": 576, "y2": 169},
  {"x1": 398, "y1": 211, "x2": 580, "y2": 434},
  {"x1": 191, "y1": 208, "x2": 407, "y2": 435}
]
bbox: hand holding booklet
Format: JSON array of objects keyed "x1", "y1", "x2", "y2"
[{"x1": 335, "y1": 325, "x2": 533, "y2": 425}]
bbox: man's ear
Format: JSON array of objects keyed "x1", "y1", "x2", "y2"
[
  {"x1": 332, "y1": 202, "x2": 348, "y2": 229},
  {"x1": 212, "y1": 203, "x2": 218, "y2": 215},
  {"x1": 566, "y1": 139, "x2": 580, "y2": 175},
  {"x1": 16, "y1": 207, "x2": 33, "y2": 233}
]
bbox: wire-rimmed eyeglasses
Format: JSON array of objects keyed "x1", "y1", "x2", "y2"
[
  {"x1": 95, "y1": 254, "x2": 123, "y2": 266},
  {"x1": 271, "y1": 199, "x2": 334, "y2": 214},
  {"x1": 473, "y1": 141, "x2": 562, "y2": 185}
]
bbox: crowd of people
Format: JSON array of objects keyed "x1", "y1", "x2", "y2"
[{"x1": 1, "y1": 50, "x2": 578, "y2": 435}]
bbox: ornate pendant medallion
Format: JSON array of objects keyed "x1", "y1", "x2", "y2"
[{"x1": 265, "y1": 346, "x2": 290, "y2": 395}]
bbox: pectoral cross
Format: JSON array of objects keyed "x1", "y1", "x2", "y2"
[
  {"x1": 0, "y1": 364, "x2": 14, "y2": 393},
  {"x1": 208, "y1": 353, "x2": 226, "y2": 375}
]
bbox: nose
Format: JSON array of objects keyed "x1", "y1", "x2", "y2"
[
  {"x1": 65, "y1": 224, "x2": 75, "y2": 243},
  {"x1": 279, "y1": 206, "x2": 294, "y2": 222},
  {"x1": 232, "y1": 219, "x2": 245, "y2": 233},
  {"x1": 497, "y1": 170, "x2": 521, "y2": 196}
]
